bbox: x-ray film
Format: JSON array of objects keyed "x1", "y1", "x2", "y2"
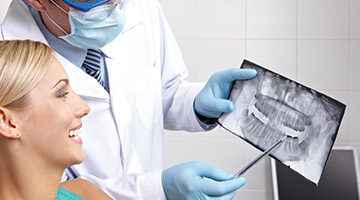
[{"x1": 218, "y1": 60, "x2": 346, "y2": 185}]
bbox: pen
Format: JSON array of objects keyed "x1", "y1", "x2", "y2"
[{"x1": 233, "y1": 135, "x2": 288, "y2": 178}]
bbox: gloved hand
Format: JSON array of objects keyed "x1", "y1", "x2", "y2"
[
  {"x1": 162, "y1": 161, "x2": 246, "y2": 200},
  {"x1": 194, "y1": 68, "x2": 257, "y2": 119}
]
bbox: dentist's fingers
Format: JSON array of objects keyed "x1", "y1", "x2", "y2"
[{"x1": 201, "y1": 177, "x2": 246, "y2": 196}]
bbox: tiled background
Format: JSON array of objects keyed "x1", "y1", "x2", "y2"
[{"x1": 158, "y1": 0, "x2": 360, "y2": 199}]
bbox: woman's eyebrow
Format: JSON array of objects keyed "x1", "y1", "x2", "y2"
[{"x1": 52, "y1": 79, "x2": 69, "y2": 89}]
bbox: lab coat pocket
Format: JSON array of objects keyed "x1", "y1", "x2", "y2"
[{"x1": 134, "y1": 65, "x2": 162, "y2": 131}]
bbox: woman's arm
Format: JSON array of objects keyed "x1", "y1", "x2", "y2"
[{"x1": 60, "y1": 179, "x2": 112, "y2": 200}]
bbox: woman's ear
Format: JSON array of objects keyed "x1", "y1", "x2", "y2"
[{"x1": 0, "y1": 108, "x2": 20, "y2": 139}]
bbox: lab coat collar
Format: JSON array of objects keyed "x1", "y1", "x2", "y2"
[
  {"x1": 122, "y1": 0, "x2": 143, "y2": 33},
  {"x1": 101, "y1": 0, "x2": 143, "y2": 58}
]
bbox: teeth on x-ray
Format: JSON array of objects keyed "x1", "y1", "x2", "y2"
[
  {"x1": 254, "y1": 94, "x2": 311, "y2": 132},
  {"x1": 246, "y1": 113, "x2": 265, "y2": 136},
  {"x1": 284, "y1": 137, "x2": 301, "y2": 154},
  {"x1": 278, "y1": 110, "x2": 306, "y2": 132},
  {"x1": 254, "y1": 97, "x2": 278, "y2": 119},
  {"x1": 299, "y1": 140, "x2": 308, "y2": 150},
  {"x1": 260, "y1": 124, "x2": 283, "y2": 147},
  {"x1": 241, "y1": 112, "x2": 305, "y2": 162}
]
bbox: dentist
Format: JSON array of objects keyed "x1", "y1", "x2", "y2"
[{"x1": 0, "y1": 0, "x2": 256, "y2": 199}]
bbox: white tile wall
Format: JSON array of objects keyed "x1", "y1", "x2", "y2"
[
  {"x1": 193, "y1": 138, "x2": 246, "y2": 174},
  {"x1": 247, "y1": 0, "x2": 297, "y2": 39},
  {"x1": 246, "y1": 40, "x2": 297, "y2": 80},
  {"x1": 349, "y1": 92, "x2": 360, "y2": 142},
  {"x1": 196, "y1": 0, "x2": 246, "y2": 39},
  {"x1": 298, "y1": 40, "x2": 349, "y2": 91},
  {"x1": 351, "y1": 40, "x2": 360, "y2": 90},
  {"x1": 351, "y1": 0, "x2": 360, "y2": 39},
  {"x1": 177, "y1": 39, "x2": 197, "y2": 81},
  {"x1": 196, "y1": 39, "x2": 246, "y2": 81},
  {"x1": 298, "y1": 0, "x2": 350, "y2": 39},
  {"x1": 158, "y1": 0, "x2": 196, "y2": 38},
  {"x1": 159, "y1": 0, "x2": 358, "y2": 199},
  {"x1": 163, "y1": 136, "x2": 196, "y2": 167}
]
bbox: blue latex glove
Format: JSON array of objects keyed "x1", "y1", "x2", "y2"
[
  {"x1": 162, "y1": 161, "x2": 246, "y2": 200},
  {"x1": 194, "y1": 68, "x2": 257, "y2": 119}
]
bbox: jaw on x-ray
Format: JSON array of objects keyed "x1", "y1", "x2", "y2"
[{"x1": 219, "y1": 60, "x2": 346, "y2": 184}]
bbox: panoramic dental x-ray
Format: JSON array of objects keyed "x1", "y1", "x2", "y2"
[{"x1": 219, "y1": 60, "x2": 346, "y2": 185}]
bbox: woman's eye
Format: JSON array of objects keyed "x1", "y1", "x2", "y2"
[
  {"x1": 57, "y1": 89, "x2": 69, "y2": 98},
  {"x1": 59, "y1": 92, "x2": 69, "y2": 98}
]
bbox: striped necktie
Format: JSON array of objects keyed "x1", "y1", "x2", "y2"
[{"x1": 81, "y1": 49, "x2": 105, "y2": 87}]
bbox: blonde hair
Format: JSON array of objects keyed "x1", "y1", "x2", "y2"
[{"x1": 0, "y1": 40, "x2": 54, "y2": 108}]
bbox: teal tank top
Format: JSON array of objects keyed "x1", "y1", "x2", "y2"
[{"x1": 56, "y1": 188, "x2": 84, "y2": 200}]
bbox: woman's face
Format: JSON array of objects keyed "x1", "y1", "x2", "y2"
[{"x1": 16, "y1": 57, "x2": 90, "y2": 168}]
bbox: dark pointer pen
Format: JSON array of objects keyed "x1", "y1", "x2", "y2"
[{"x1": 233, "y1": 135, "x2": 288, "y2": 178}]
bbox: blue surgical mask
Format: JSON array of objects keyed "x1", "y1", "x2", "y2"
[{"x1": 45, "y1": 0, "x2": 126, "y2": 49}]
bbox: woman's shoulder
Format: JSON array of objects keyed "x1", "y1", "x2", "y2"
[
  {"x1": 60, "y1": 179, "x2": 112, "y2": 200},
  {"x1": 57, "y1": 188, "x2": 84, "y2": 200}
]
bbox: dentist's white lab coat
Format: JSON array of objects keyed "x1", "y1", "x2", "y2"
[{"x1": 0, "y1": 0, "x2": 206, "y2": 199}]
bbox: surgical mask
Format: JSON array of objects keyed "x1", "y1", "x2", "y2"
[{"x1": 45, "y1": 0, "x2": 126, "y2": 49}]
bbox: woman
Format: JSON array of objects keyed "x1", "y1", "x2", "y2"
[{"x1": 0, "y1": 40, "x2": 111, "y2": 199}]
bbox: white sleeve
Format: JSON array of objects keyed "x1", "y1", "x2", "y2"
[
  {"x1": 79, "y1": 170, "x2": 166, "y2": 200},
  {"x1": 163, "y1": 80, "x2": 207, "y2": 131},
  {"x1": 149, "y1": 0, "x2": 206, "y2": 132}
]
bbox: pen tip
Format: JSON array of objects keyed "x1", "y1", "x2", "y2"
[{"x1": 281, "y1": 135, "x2": 288, "y2": 142}]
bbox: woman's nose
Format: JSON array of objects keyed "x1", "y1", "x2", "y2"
[
  {"x1": 74, "y1": 93, "x2": 90, "y2": 118},
  {"x1": 80, "y1": 101, "x2": 90, "y2": 118}
]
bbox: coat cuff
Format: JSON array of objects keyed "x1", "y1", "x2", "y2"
[{"x1": 138, "y1": 170, "x2": 167, "y2": 200}]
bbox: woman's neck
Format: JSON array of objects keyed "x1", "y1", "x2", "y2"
[{"x1": 0, "y1": 148, "x2": 65, "y2": 200}]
